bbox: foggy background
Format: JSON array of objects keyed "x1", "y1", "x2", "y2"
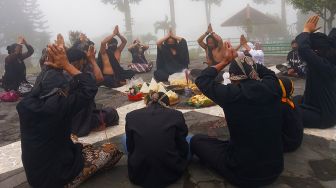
[
  {"x1": 38, "y1": 0, "x2": 296, "y2": 41},
  {"x1": 1, "y1": 0, "x2": 335, "y2": 74}
]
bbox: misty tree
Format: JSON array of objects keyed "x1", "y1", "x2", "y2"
[
  {"x1": 287, "y1": 0, "x2": 336, "y2": 32},
  {"x1": 252, "y1": 14, "x2": 290, "y2": 40},
  {"x1": 139, "y1": 33, "x2": 157, "y2": 44},
  {"x1": 192, "y1": 0, "x2": 223, "y2": 25},
  {"x1": 101, "y1": 0, "x2": 142, "y2": 43},
  {"x1": 0, "y1": 0, "x2": 50, "y2": 53},
  {"x1": 168, "y1": 0, "x2": 176, "y2": 32},
  {"x1": 253, "y1": 0, "x2": 287, "y2": 26},
  {"x1": 68, "y1": 31, "x2": 82, "y2": 46},
  {"x1": 154, "y1": 16, "x2": 172, "y2": 36}
]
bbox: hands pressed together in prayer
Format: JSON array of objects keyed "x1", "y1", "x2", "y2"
[
  {"x1": 45, "y1": 43, "x2": 81, "y2": 76},
  {"x1": 86, "y1": 45, "x2": 96, "y2": 63},
  {"x1": 17, "y1": 36, "x2": 27, "y2": 45}
]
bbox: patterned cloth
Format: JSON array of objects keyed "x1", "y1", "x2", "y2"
[
  {"x1": 66, "y1": 143, "x2": 123, "y2": 188},
  {"x1": 128, "y1": 62, "x2": 153, "y2": 73}
]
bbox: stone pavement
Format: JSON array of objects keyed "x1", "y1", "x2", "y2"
[{"x1": 1, "y1": 58, "x2": 336, "y2": 188}]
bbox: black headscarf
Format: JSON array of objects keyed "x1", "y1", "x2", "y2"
[
  {"x1": 72, "y1": 40, "x2": 95, "y2": 52},
  {"x1": 6, "y1": 43, "x2": 21, "y2": 54},
  {"x1": 107, "y1": 38, "x2": 118, "y2": 52},
  {"x1": 66, "y1": 47, "x2": 87, "y2": 63},
  {"x1": 31, "y1": 48, "x2": 86, "y2": 99},
  {"x1": 30, "y1": 68, "x2": 69, "y2": 99},
  {"x1": 310, "y1": 32, "x2": 333, "y2": 51}
]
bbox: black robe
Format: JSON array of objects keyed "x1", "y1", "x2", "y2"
[
  {"x1": 125, "y1": 104, "x2": 189, "y2": 188},
  {"x1": 130, "y1": 47, "x2": 148, "y2": 64},
  {"x1": 296, "y1": 32, "x2": 336, "y2": 128},
  {"x1": 154, "y1": 39, "x2": 190, "y2": 81},
  {"x1": 281, "y1": 103, "x2": 303, "y2": 152},
  {"x1": 2, "y1": 44, "x2": 34, "y2": 91},
  {"x1": 17, "y1": 73, "x2": 97, "y2": 188},
  {"x1": 192, "y1": 65, "x2": 283, "y2": 187}
]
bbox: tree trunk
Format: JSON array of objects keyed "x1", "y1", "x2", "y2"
[
  {"x1": 205, "y1": 0, "x2": 210, "y2": 25},
  {"x1": 169, "y1": 0, "x2": 176, "y2": 32},
  {"x1": 281, "y1": 0, "x2": 287, "y2": 27},
  {"x1": 327, "y1": 18, "x2": 333, "y2": 33},
  {"x1": 124, "y1": 0, "x2": 133, "y2": 43}
]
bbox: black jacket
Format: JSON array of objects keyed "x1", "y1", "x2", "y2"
[
  {"x1": 3, "y1": 44, "x2": 34, "y2": 91},
  {"x1": 17, "y1": 73, "x2": 97, "y2": 188},
  {"x1": 156, "y1": 39, "x2": 190, "y2": 74},
  {"x1": 125, "y1": 104, "x2": 189, "y2": 188},
  {"x1": 296, "y1": 32, "x2": 336, "y2": 128},
  {"x1": 195, "y1": 65, "x2": 284, "y2": 184},
  {"x1": 281, "y1": 103, "x2": 303, "y2": 152}
]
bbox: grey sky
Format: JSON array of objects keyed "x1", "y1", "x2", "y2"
[{"x1": 38, "y1": 0, "x2": 297, "y2": 42}]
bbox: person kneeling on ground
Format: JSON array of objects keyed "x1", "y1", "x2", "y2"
[
  {"x1": 98, "y1": 25, "x2": 135, "y2": 88},
  {"x1": 128, "y1": 39, "x2": 153, "y2": 73},
  {"x1": 278, "y1": 77, "x2": 303, "y2": 152},
  {"x1": 123, "y1": 91, "x2": 191, "y2": 188},
  {"x1": 154, "y1": 29, "x2": 190, "y2": 82},
  {"x1": 191, "y1": 24, "x2": 224, "y2": 82},
  {"x1": 191, "y1": 42, "x2": 284, "y2": 187},
  {"x1": 17, "y1": 44, "x2": 123, "y2": 188},
  {"x1": 2, "y1": 36, "x2": 34, "y2": 91},
  {"x1": 65, "y1": 46, "x2": 118, "y2": 137},
  {"x1": 294, "y1": 15, "x2": 336, "y2": 129}
]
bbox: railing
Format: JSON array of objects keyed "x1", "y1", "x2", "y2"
[{"x1": 145, "y1": 39, "x2": 291, "y2": 56}]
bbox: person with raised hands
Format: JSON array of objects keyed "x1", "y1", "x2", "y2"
[
  {"x1": 127, "y1": 39, "x2": 153, "y2": 73},
  {"x1": 98, "y1": 25, "x2": 135, "y2": 88},
  {"x1": 17, "y1": 44, "x2": 123, "y2": 188},
  {"x1": 154, "y1": 29, "x2": 190, "y2": 82},
  {"x1": 236, "y1": 35, "x2": 265, "y2": 65},
  {"x1": 191, "y1": 41, "x2": 284, "y2": 187},
  {"x1": 293, "y1": 15, "x2": 336, "y2": 129},
  {"x1": 2, "y1": 36, "x2": 34, "y2": 91},
  {"x1": 197, "y1": 24, "x2": 224, "y2": 66}
]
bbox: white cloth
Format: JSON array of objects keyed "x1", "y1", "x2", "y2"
[{"x1": 248, "y1": 49, "x2": 265, "y2": 65}]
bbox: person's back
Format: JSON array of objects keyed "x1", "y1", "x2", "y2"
[
  {"x1": 221, "y1": 72, "x2": 283, "y2": 183},
  {"x1": 194, "y1": 57, "x2": 283, "y2": 187},
  {"x1": 17, "y1": 68, "x2": 97, "y2": 187},
  {"x1": 3, "y1": 37, "x2": 34, "y2": 91},
  {"x1": 125, "y1": 96, "x2": 188, "y2": 188},
  {"x1": 296, "y1": 27, "x2": 336, "y2": 128}
]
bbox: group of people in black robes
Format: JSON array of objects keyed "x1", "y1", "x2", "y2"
[{"x1": 7, "y1": 14, "x2": 336, "y2": 188}]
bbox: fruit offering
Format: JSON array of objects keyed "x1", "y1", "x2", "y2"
[{"x1": 187, "y1": 94, "x2": 214, "y2": 108}]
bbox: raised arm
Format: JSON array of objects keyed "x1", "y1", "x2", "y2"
[
  {"x1": 157, "y1": 32, "x2": 171, "y2": 49},
  {"x1": 195, "y1": 43, "x2": 238, "y2": 106},
  {"x1": 210, "y1": 32, "x2": 224, "y2": 52},
  {"x1": 100, "y1": 26, "x2": 118, "y2": 55},
  {"x1": 141, "y1": 43, "x2": 149, "y2": 50},
  {"x1": 198, "y1": 24, "x2": 213, "y2": 49},
  {"x1": 19, "y1": 37, "x2": 34, "y2": 60},
  {"x1": 296, "y1": 15, "x2": 336, "y2": 75},
  {"x1": 115, "y1": 26, "x2": 127, "y2": 52},
  {"x1": 86, "y1": 45, "x2": 104, "y2": 83},
  {"x1": 170, "y1": 29, "x2": 183, "y2": 42},
  {"x1": 45, "y1": 44, "x2": 97, "y2": 116},
  {"x1": 128, "y1": 41, "x2": 139, "y2": 52}
]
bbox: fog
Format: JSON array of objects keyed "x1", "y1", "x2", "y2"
[{"x1": 38, "y1": 0, "x2": 297, "y2": 42}]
